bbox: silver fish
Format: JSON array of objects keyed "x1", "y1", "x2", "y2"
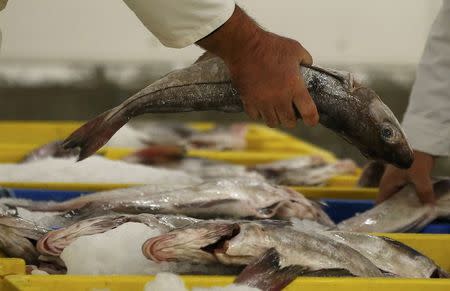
[
  {"x1": 0, "y1": 216, "x2": 49, "y2": 264},
  {"x1": 5, "y1": 178, "x2": 334, "y2": 226},
  {"x1": 143, "y1": 220, "x2": 383, "y2": 277},
  {"x1": 338, "y1": 179, "x2": 450, "y2": 232},
  {"x1": 320, "y1": 231, "x2": 448, "y2": 278},
  {"x1": 0, "y1": 184, "x2": 189, "y2": 212},
  {"x1": 62, "y1": 56, "x2": 413, "y2": 168},
  {"x1": 259, "y1": 159, "x2": 357, "y2": 186}
]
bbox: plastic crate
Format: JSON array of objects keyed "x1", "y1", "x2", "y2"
[
  {"x1": 0, "y1": 121, "x2": 337, "y2": 161},
  {"x1": 3, "y1": 275, "x2": 450, "y2": 291},
  {"x1": 0, "y1": 259, "x2": 25, "y2": 278},
  {"x1": 5, "y1": 189, "x2": 449, "y2": 234}
]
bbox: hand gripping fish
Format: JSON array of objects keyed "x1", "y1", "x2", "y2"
[{"x1": 63, "y1": 55, "x2": 413, "y2": 168}]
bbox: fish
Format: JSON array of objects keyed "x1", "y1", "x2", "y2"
[
  {"x1": 4, "y1": 178, "x2": 334, "y2": 226},
  {"x1": 21, "y1": 140, "x2": 80, "y2": 163},
  {"x1": 0, "y1": 216, "x2": 50, "y2": 264},
  {"x1": 337, "y1": 179, "x2": 450, "y2": 232},
  {"x1": 261, "y1": 159, "x2": 357, "y2": 186},
  {"x1": 319, "y1": 231, "x2": 448, "y2": 278},
  {"x1": 37, "y1": 214, "x2": 199, "y2": 257},
  {"x1": 235, "y1": 248, "x2": 306, "y2": 291},
  {"x1": 0, "y1": 184, "x2": 189, "y2": 212},
  {"x1": 187, "y1": 123, "x2": 248, "y2": 150},
  {"x1": 0, "y1": 203, "x2": 116, "y2": 264},
  {"x1": 62, "y1": 56, "x2": 413, "y2": 168},
  {"x1": 164, "y1": 158, "x2": 260, "y2": 180},
  {"x1": 250, "y1": 156, "x2": 326, "y2": 174},
  {"x1": 122, "y1": 145, "x2": 186, "y2": 165},
  {"x1": 142, "y1": 220, "x2": 383, "y2": 277},
  {"x1": 357, "y1": 161, "x2": 386, "y2": 187},
  {"x1": 114, "y1": 122, "x2": 247, "y2": 150}
]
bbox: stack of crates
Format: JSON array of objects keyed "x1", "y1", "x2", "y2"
[{"x1": 0, "y1": 121, "x2": 449, "y2": 291}]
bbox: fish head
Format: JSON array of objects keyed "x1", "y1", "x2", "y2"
[
  {"x1": 142, "y1": 221, "x2": 240, "y2": 264},
  {"x1": 350, "y1": 87, "x2": 413, "y2": 169}
]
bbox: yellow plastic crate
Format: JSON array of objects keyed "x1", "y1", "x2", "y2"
[
  {"x1": 0, "y1": 259, "x2": 25, "y2": 278},
  {"x1": 0, "y1": 121, "x2": 337, "y2": 160},
  {"x1": 3, "y1": 275, "x2": 450, "y2": 291},
  {"x1": 0, "y1": 121, "x2": 290, "y2": 145},
  {"x1": 2, "y1": 234, "x2": 449, "y2": 291}
]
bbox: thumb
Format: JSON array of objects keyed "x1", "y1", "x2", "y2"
[{"x1": 377, "y1": 168, "x2": 406, "y2": 204}]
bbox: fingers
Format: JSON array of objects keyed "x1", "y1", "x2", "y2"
[
  {"x1": 292, "y1": 78, "x2": 319, "y2": 126},
  {"x1": 275, "y1": 103, "x2": 297, "y2": 128},
  {"x1": 377, "y1": 166, "x2": 407, "y2": 204},
  {"x1": 259, "y1": 107, "x2": 279, "y2": 128},
  {"x1": 412, "y1": 176, "x2": 436, "y2": 204},
  {"x1": 243, "y1": 103, "x2": 261, "y2": 121}
]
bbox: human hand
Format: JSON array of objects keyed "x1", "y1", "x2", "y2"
[
  {"x1": 227, "y1": 31, "x2": 318, "y2": 128},
  {"x1": 197, "y1": 6, "x2": 318, "y2": 128},
  {"x1": 377, "y1": 150, "x2": 435, "y2": 204}
]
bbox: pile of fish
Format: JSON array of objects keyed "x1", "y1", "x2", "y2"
[
  {"x1": 21, "y1": 139, "x2": 357, "y2": 187},
  {"x1": 1, "y1": 177, "x2": 449, "y2": 285}
]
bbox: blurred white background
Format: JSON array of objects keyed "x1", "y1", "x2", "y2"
[{"x1": 0, "y1": 0, "x2": 443, "y2": 65}]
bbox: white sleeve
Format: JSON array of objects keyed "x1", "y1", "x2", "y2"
[
  {"x1": 123, "y1": 0, "x2": 235, "y2": 48},
  {"x1": 401, "y1": 0, "x2": 450, "y2": 156},
  {"x1": 0, "y1": 0, "x2": 7, "y2": 11}
]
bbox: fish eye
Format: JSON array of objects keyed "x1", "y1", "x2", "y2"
[
  {"x1": 380, "y1": 123, "x2": 399, "y2": 143},
  {"x1": 381, "y1": 127, "x2": 393, "y2": 139}
]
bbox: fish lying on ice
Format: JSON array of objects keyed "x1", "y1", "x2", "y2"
[
  {"x1": 0, "y1": 216, "x2": 48, "y2": 264},
  {"x1": 4, "y1": 178, "x2": 334, "y2": 226},
  {"x1": 338, "y1": 179, "x2": 450, "y2": 232},
  {"x1": 143, "y1": 220, "x2": 383, "y2": 277},
  {"x1": 251, "y1": 157, "x2": 357, "y2": 186},
  {"x1": 319, "y1": 231, "x2": 448, "y2": 278},
  {"x1": 143, "y1": 219, "x2": 447, "y2": 278},
  {"x1": 62, "y1": 56, "x2": 413, "y2": 168}
]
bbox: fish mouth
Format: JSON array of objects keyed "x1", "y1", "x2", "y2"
[
  {"x1": 37, "y1": 231, "x2": 65, "y2": 256},
  {"x1": 142, "y1": 223, "x2": 241, "y2": 263}
]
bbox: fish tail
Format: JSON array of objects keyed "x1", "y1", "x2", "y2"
[
  {"x1": 62, "y1": 107, "x2": 127, "y2": 161},
  {"x1": 235, "y1": 248, "x2": 306, "y2": 291}
]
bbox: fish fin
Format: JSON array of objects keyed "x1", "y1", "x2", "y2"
[
  {"x1": 62, "y1": 108, "x2": 128, "y2": 161},
  {"x1": 307, "y1": 65, "x2": 355, "y2": 88},
  {"x1": 378, "y1": 236, "x2": 427, "y2": 257},
  {"x1": 357, "y1": 161, "x2": 386, "y2": 187},
  {"x1": 432, "y1": 268, "x2": 450, "y2": 278},
  {"x1": 235, "y1": 248, "x2": 306, "y2": 291}
]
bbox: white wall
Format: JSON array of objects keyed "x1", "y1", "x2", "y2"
[{"x1": 0, "y1": 0, "x2": 443, "y2": 65}]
